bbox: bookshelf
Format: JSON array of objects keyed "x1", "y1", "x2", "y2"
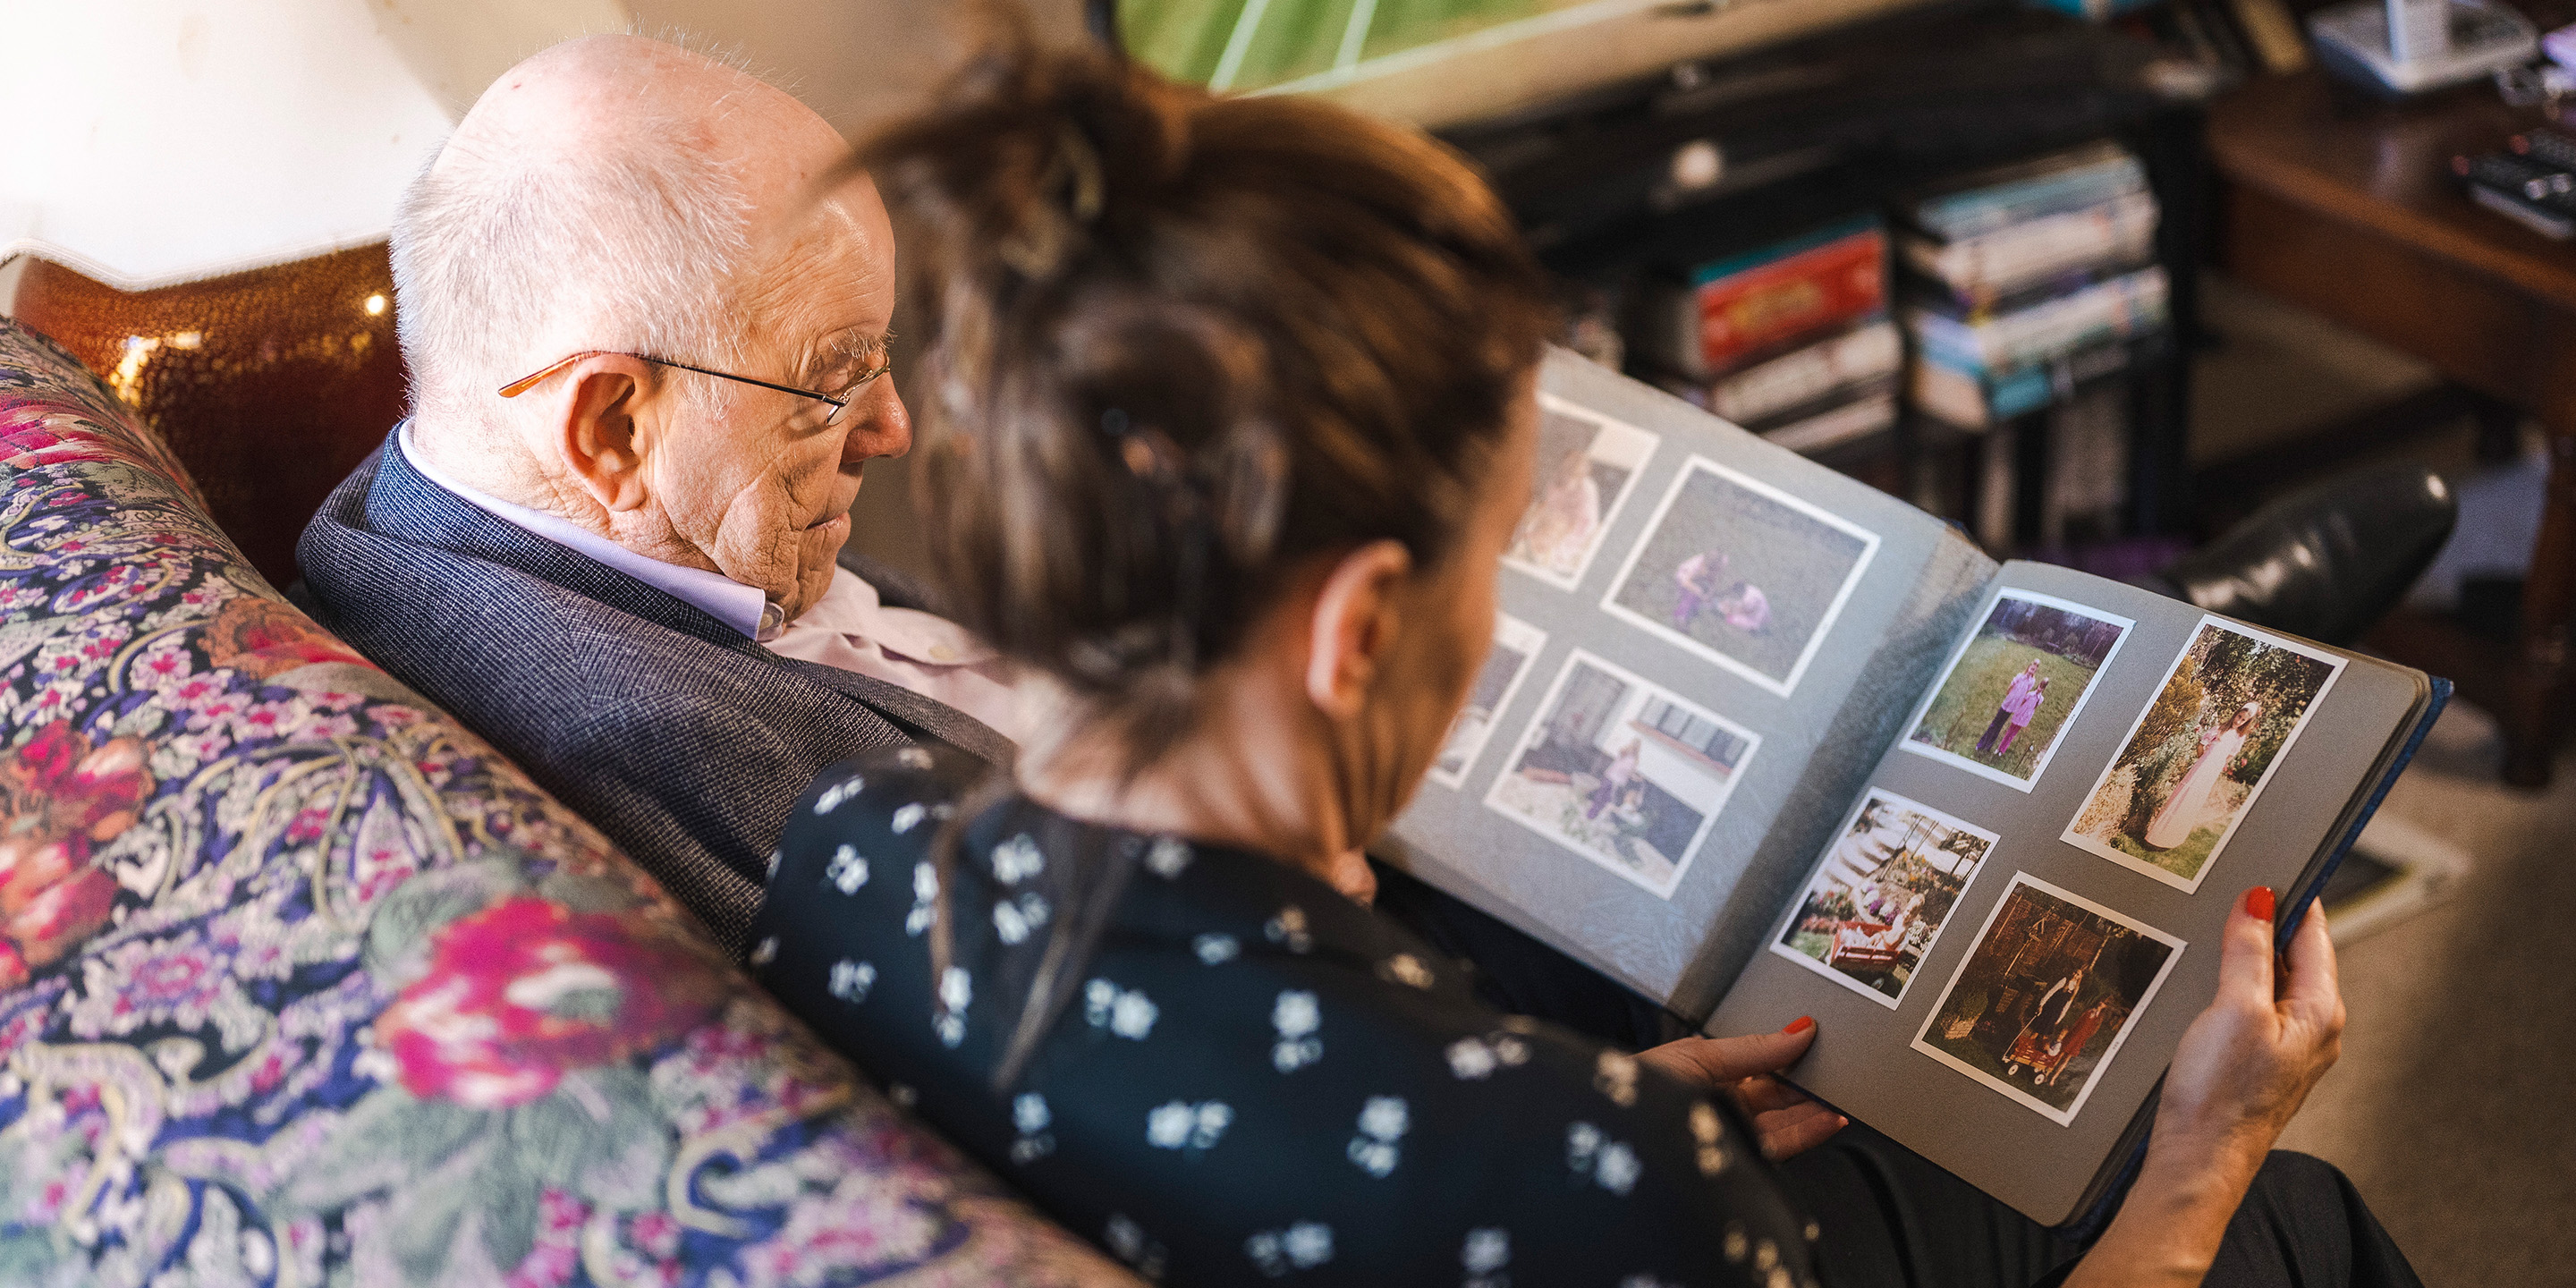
[{"x1": 1428, "y1": 0, "x2": 2211, "y2": 555}]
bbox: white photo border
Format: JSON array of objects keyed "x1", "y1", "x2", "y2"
[
  {"x1": 1766, "y1": 787, "x2": 2002, "y2": 1010},
  {"x1": 1427, "y1": 614, "x2": 1550, "y2": 790},
  {"x1": 1908, "y1": 871, "x2": 2187, "y2": 1128},
  {"x1": 1597, "y1": 455, "x2": 1883, "y2": 698},
  {"x1": 1479, "y1": 648, "x2": 1762, "y2": 899},
  {"x1": 1896, "y1": 589, "x2": 2138, "y2": 794},
  {"x1": 1500, "y1": 394, "x2": 1662, "y2": 592},
  {"x1": 2059, "y1": 615, "x2": 2349, "y2": 894}
]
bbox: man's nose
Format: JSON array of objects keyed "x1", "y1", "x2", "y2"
[{"x1": 842, "y1": 374, "x2": 912, "y2": 464}]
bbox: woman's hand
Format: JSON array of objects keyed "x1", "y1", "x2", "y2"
[
  {"x1": 2066, "y1": 888, "x2": 2344, "y2": 1288},
  {"x1": 1638, "y1": 1019, "x2": 1846, "y2": 1161},
  {"x1": 2157, "y1": 886, "x2": 2344, "y2": 1163}
]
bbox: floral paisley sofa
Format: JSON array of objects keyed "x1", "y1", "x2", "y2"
[{"x1": 0, "y1": 318, "x2": 1128, "y2": 1285}]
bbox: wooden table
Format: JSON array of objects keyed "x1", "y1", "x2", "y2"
[{"x1": 2210, "y1": 70, "x2": 2576, "y2": 786}]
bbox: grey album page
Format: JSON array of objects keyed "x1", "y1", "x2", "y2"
[
  {"x1": 1705, "y1": 561, "x2": 2427, "y2": 1224},
  {"x1": 1380, "y1": 348, "x2": 1995, "y2": 1022}
]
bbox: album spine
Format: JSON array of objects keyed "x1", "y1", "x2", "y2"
[{"x1": 2282, "y1": 677, "x2": 2449, "y2": 949}]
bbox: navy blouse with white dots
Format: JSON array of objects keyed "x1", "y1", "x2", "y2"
[{"x1": 751, "y1": 746, "x2": 1822, "y2": 1287}]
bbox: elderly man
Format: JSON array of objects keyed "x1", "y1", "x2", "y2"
[{"x1": 298, "y1": 36, "x2": 1015, "y2": 953}]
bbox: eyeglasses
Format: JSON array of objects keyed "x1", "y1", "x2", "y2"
[{"x1": 496, "y1": 350, "x2": 890, "y2": 426}]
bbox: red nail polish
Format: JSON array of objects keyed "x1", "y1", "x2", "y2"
[
  {"x1": 2245, "y1": 886, "x2": 2275, "y2": 920},
  {"x1": 1784, "y1": 1015, "x2": 1815, "y2": 1035}
]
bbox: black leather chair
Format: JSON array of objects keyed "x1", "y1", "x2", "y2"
[{"x1": 2133, "y1": 464, "x2": 2457, "y2": 648}]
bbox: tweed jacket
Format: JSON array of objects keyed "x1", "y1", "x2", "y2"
[{"x1": 295, "y1": 435, "x2": 1007, "y2": 953}]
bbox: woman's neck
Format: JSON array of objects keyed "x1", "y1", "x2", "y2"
[{"x1": 1012, "y1": 678, "x2": 1381, "y2": 905}]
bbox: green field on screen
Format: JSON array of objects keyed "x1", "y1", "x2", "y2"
[{"x1": 1121, "y1": 0, "x2": 1590, "y2": 91}]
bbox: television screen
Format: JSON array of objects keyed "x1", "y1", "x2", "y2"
[{"x1": 1119, "y1": 0, "x2": 1945, "y2": 126}]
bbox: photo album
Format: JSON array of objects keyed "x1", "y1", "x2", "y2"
[{"x1": 1381, "y1": 349, "x2": 2444, "y2": 1229}]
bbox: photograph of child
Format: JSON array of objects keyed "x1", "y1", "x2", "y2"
[
  {"x1": 1600, "y1": 457, "x2": 1880, "y2": 697},
  {"x1": 1484, "y1": 650, "x2": 1761, "y2": 897},
  {"x1": 1502, "y1": 395, "x2": 1660, "y2": 590},
  {"x1": 1429, "y1": 614, "x2": 1548, "y2": 789},
  {"x1": 1911, "y1": 873, "x2": 2184, "y2": 1125},
  {"x1": 1771, "y1": 789, "x2": 1999, "y2": 1007},
  {"x1": 1902, "y1": 591, "x2": 2135, "y2": 792},
  {"x1": 2064, "y1": 617, "x2": 2345, "y2": 893}
]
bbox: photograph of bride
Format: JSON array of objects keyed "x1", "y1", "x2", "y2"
[{"x1": 2063, "y1": 617, "x2": 2345, "y2": 892}]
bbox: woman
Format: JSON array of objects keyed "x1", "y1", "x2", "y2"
[
  {"x1": 754, "y1": 46, "x2": 2401, "y2": 1288},
  {"x1": 1587, "y1": 737, "x2": 1642, "y2": 819},
  {"x1": 1675, "y1": 551, "x2": 1772, "y2": 635},
  {"x1": 2143, "y1": 700, "x2": 2261, "y2": 850},
  {"x1": 1513, "y1": 447, "x2": 1601, "y2": 574},
  {"x1": 2044, "y1": 1000, "x2": 2119, "y2": 1089},
  {"x1": 1998, "y1": 674, "x2": 2050, "y2": 755},
  {"x1": 1977, "y1": 659, "x2": 2046, "y2": 755},
  {"x1": 1674, "y1": 549, "x2": 1730, "y2": 627},
  {"x1": 2004, "y1": 967, "x2": 2084, "y2": 1080}
]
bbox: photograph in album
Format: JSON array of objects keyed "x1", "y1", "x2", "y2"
[
  {"x1": 1429, "y1": 614, "x2": 1547, "y2": 788},
  {"x1": 1911, "y1": 874, "x2": 2184, "y2": 1126},
  {"x1": 2063, "y1": 618, "x2": 2345, "y2": 893},
  {"x1": 1482, "y1": 650, "x2": 1759, "y2": 897},
  {"x1": 1903, "y1": 590, "x2": 2134, "y2": 792},
  {"x1": 1503, "y1": 395, "x2": 1659, "y2": 590},
  {"x1": 1770, "y1": 789, "x2": 1998, "y2": 1007},
  {"x1": 1599, "y1": 457, "x2": 1879, "y2": 696}
]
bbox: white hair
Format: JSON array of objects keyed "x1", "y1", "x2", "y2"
[{"x1": 389, "y1": 106, "x2": 754, "y2": 430}]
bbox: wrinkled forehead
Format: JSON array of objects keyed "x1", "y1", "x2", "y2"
[{"x1": 735, "y1": 173, "x2": 895, "y2": 361}]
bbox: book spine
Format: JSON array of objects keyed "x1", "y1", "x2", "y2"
[
  {"x1": 1690, "y1": 228, "x2": 1890, "y2": 374},
  {"x1": 1905, "y1": 267, "x2": 2169, "y2": 372},
  {"x1": 1907, "y1": 252, "x2": 2161, "y2": 321},
  {"x1": 1908, "y1": 334, "x2": 2143, "y2": 428},
  {"x1": 1706, "y1": 320, "x2": 1903, "y2": 426},
  {"x1": 1904, "y1": 191, "x2": 2161, "y2": 297},
  {"x1": 1914, "y1": 160, "x2": 2150, "y2": 241}
]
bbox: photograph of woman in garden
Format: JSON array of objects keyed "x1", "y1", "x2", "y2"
[
  {"x1": 2065, "y1": 618, "x2": 2343, "y2": 892},
  {"x1": 1904, "y1": 590, "x2": 2131, "y2": 790}
]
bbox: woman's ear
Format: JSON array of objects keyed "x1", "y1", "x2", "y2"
[
  {"x1": 554, "y1": 358, "x2": 659, "y2": 514},
  {"x1": 1304, "y1": 540, "x2": 1414, "y2": 720}
]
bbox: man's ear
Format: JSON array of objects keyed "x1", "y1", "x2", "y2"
[
  {"x1": 554, "y1": 358, "x2": 659, "y2": 514},
  {"x1": 1304, "y1": 540, "x2": 1413, "y2": 721}
]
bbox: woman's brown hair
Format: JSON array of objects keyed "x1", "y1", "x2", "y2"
[
  {"x1": 859, "y1": 43, "x2": 1553, "y2": 752},
  {"x1": 852, "y1": 43, "x2": 1554, "y2": 1084}
]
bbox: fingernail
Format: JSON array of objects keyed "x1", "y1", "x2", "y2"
[
  {"x1": 2244, "y1": 886, "x2": 2275, "y2": 921},
  {"x1": 1784, "y1": 1015, "x2": 1815, "y2": 1035}
]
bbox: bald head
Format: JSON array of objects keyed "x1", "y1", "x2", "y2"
[
  {"x1": 394, "y1": 36, "x2": 855, "y2": 428},
  {"x1": 391, "y1": 34, "x2": 911, "y2": 621},
  {"x1": 442, "y1": 34, "x2": 846, "y2": 233}
]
